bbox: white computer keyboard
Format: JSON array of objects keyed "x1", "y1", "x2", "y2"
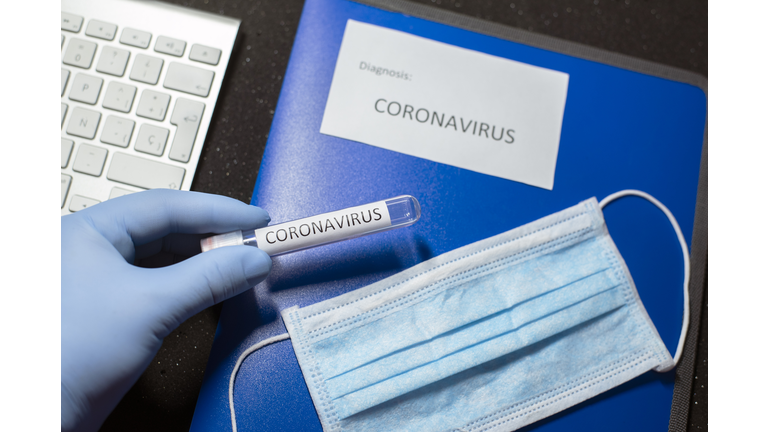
[{"x1": 61, "y1": 0, "x2": 240, "y2": 215}]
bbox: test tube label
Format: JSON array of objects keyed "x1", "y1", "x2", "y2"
[{"x1": 254, "y1": 200, "x2": 392, "y2": 256}]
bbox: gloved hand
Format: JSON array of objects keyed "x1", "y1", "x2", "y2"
[{"x1": 61, "y1": 189, "x2": 272, "y2": 432}]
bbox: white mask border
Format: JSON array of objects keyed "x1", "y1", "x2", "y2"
[{"x1": 599, "y1": 189, "x2": 691, "y2": 372}]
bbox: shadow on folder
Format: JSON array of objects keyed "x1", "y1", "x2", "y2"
[
  {"x1": 265, "y1": 246, "x2": 403, "y2": 292},
  {"x1": 264, "y1": 233, "x2": 434, "y2": 293},
  {"x1": 216, "y1": 285, "x2": 275, "y2": 348}
]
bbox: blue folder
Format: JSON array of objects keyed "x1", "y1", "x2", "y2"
[{"x1": 190, "y1": 0, "x2": 707, "y2": 430}]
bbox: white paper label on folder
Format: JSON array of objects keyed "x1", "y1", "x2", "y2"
[{"x1": 320, "y1": 20, "x2": 570, "y2": 190}]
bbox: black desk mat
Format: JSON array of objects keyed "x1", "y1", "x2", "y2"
[{"x1": 100, "y1": 1, "x2": 707, "y2": 430}]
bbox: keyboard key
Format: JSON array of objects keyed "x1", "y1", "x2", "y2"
[
  {"x1": 66, "y1": 107, "x2": 101, "y2": 139},
  {"x1": 108, "y1": 153, "x2": 185, "y2": 190},
  {"x1": 63, "y1": 38, "x2": 97, "y2": 69},
  {"x1": 169, "y1": 98, "x2": 205, "y2": 162},
  {"x1": 109, "y1": 187, "x2": 134, "y2": 199},
  {"x1": 69, "y1": 195, "x2": 101, "y2": 212},
  {"x1": 189, "y1": 44, "x2": 221, "y2": 66},
  {"x1": 61, "y1": 139, "x2": 74, "y2": 168},
  {"x1": 155, "y1": 36, "x2": 186, "y2": 57},
  {"x1": 73, "y1": 143, "x2": 108, "y2": 177},
  {"x1": 102, "y1": 81, "x2": 137, "y2": 113},
  {"x1": 61, "y1": 13, "x2": 83, "y2": 33},
  {"x1": 100, "y1": 115, "x2": 135, "y2": 148},
  {"x1": 69, "y1": 73, "x2": 104, "y2": 105},
  {"x1": 61, "y1": 103, "x2": 68, "y2": 127},
  {"x1": 62, "y1": 34, "x2": 65, "y2": 48},
  {"x1": 96, "y1": 47, "x2": 130, "y2": 77},
  {"x1": 85, "y1": 20, "x2": 117, "y2": 41},
  {"x1": 61, "y1": 69, "x2": 70, "y2": 96},
  {"x1": 136, "y1": 90, "x2": 171, "y2": 121},
  {"x1": 120, "y1": 28, "x2": 152, "y2": 49},
  {"x1": 130, "y1": 54, "x2": 164, "y2": 84},
  {"x1": 163, "y1": 62, "x2": 214, "y2": 97},
  {"x1": 135, "y1": 124, "x2": 170, "y2": 156},
  {"x1": 61, "y1": 174, "x2": 72, "y2": 208}
]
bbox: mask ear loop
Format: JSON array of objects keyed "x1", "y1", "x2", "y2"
[
  {"x1": 229, "y1": 333, "x2": 291, "y2": 432},
  {"x1": 599, "y1": 189, "x2": 690, "y2": 373}
]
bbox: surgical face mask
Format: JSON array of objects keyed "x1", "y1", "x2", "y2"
[{"x1": 229, "y1": 190, "x2": 689, "y2": 432}]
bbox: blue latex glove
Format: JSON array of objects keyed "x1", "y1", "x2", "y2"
[{"x1": 61, "y1": 189, "x2": 272, "y2": 432}]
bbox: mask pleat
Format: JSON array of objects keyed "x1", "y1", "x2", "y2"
[
  {"x1": 311, "y1": 236, "x2": 608, "y2": 381},
  {"x1": 334, "y1": 286, "x2": 625, "y2": 418},
  {"x1": 326, "y1": 271, "x2": 620, "y2": 395},
  {"x1": 307, "y1": 238, "x2": 627, "y2": 419}
]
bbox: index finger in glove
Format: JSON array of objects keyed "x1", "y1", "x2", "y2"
[{"x1": 82, "y1": 189, "x2": 270, "y2": 246}]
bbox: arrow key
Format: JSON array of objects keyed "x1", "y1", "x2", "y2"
[
  {"x1": 163, "y1": 62, "x2": 214, "y2": 97},
  {"x1": 169, "y1": 98, "x2": 205, "y2": 163}
]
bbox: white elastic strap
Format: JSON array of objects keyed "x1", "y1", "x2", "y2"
[
  {"x1": 229, "y1": 333, "x2": 291, "y2": 432},
  {"x1": 599, "y1": 189, "x2": 690, "y2": 373}
]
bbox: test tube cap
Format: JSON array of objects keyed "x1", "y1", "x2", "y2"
[{"x1": 200, "y1": 230, "x2": 244, "y2": 252}]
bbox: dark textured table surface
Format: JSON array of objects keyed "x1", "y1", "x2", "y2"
[{"x1": 100, "y1": 1, "x2": 707, "y2": 431}]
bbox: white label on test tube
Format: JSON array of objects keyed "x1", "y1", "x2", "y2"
[{"x1": 252, "y1": 200, "x2": 392, "y2": 256}]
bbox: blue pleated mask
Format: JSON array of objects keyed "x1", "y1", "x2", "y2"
[{"x1": 240, "y1": 191, "x2": 689, "y2": 432}]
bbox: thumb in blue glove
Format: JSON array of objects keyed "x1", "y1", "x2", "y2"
[{"x1": 61, "y1": 189, "x2": 272, "y2": 432}]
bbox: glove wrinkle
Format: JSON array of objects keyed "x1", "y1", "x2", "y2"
[{"x1": 204, "y1": 259, "x2": 225, "y2": 307}]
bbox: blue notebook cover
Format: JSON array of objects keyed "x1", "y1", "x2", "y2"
[{"x1": 190, "y1": 0, "x2": 707, "y2": 430}]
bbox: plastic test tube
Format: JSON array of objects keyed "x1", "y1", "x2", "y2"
[{"x1": 201, "y1": 195, "x2": 421, "y2": 256}]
